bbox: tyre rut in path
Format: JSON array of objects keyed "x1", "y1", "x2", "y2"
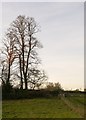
[{"x1": 61, "y1": 97, "x2": 84, "y2": 118}]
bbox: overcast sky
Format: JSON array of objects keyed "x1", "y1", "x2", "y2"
[{"x1": 1, "y1": 2, "x2": 84, "y2": 90}]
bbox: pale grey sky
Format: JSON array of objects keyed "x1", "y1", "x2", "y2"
[{"x1": 1, "y1": 2, "x2": 84, "y2": 90}]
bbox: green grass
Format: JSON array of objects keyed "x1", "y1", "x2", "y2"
[
  {"x1": 62, "y1": 96, "x2": 84, "y2": 118},
  {"x1": 67, "y1": 95, "x2": 85, "y2": 105},
  {"x1": 2, "y1": 97, "x2": 84, "y2": 118},
  {"x1": 65, "y1": 95, "x2": 85, "y2": 117}
]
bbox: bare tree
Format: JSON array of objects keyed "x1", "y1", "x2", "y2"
[
  {"x1": 5, "y1": 15, "x2": 43, "y2": 89},
  {"x1": 1, "y1": 15, "x2": 48, "y2": 90},
  {"x1": 28, "y1": 69, "x2": 47, "y2": 90},
  {"x1": 1, "y1": 31, "x2": 16, "y2": 85}
]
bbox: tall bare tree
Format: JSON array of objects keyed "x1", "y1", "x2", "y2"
[
  {"x1": 6, "y1": 15, "x2": 42, "y2": 89},
  {"x1": 1, "y1": 15, "x2": 48, "y2": 90}
]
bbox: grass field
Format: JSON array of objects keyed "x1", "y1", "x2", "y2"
[{"x1": 2, "y1": 96, "x2": 85, "y2": 118}]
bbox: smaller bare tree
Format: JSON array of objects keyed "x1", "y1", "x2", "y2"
[
  {"x1": 1, "y1": 31, "x2": 17, "y2": 84},
  {"x1": 28, "y1": 68, "x2": 47, "y2": 90}
]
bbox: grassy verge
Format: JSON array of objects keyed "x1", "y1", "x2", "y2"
[{"x1": 2, "y1": 98, "x2": 83, "y2": 118}]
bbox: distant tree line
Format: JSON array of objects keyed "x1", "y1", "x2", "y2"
[{"x1": 2, "y1": 81, "x2": 63, "y2": 100}]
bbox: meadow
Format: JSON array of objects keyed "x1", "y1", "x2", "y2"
[{"x1": 2, "y1": 95, "x2": 85, "y2": 118}]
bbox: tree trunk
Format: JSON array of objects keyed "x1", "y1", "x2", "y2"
[
  {"x1": 7, "y1": 60, "x2": 10, "y2": 84},
  {"x1": 24, "y1": 36, "x2": 31, "y2": 90},
  {"x1": 19, "y1": 55, "x2": 23, "y2": 89},
  {"x1": 25, "y1": 79, "x2": 28, "y2": 89},
  {"x1": 24, "y1": 73, "x2": 28, "y2": 89}
]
